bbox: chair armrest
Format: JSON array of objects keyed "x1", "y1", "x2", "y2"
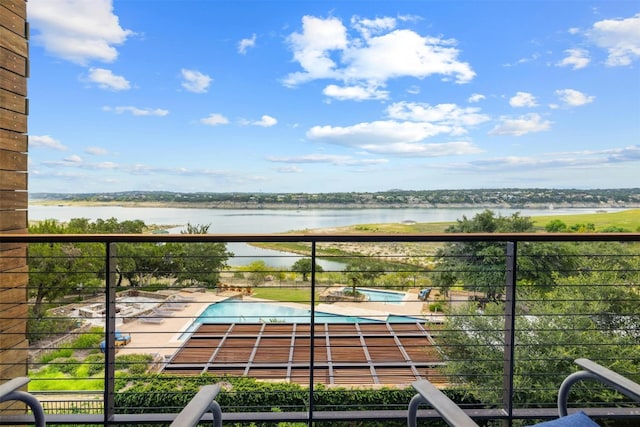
[
  {"x1": 558, "y1": 358, "x2": 640, "y2": 417},
  {"x1": 0, "y1": 377, "x2": 30, "y2": 398},
  {"x1": 408, "y1": 379, "x2": 479, "y2": 427},
  {"x1": 169, "y1": 384, "x2": 222, "y2": 427},
  {"x1": 0, "y1": 377, "x2": 46, "y2": 427}
]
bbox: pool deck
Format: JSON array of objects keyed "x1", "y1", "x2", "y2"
[
  {"x1": 115, "y1": 289, "x2": 433, "y2": 359},
  {"x1": 116, "y1": 291, "x2": 228, "y2": 358}
]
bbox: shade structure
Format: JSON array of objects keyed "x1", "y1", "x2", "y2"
[{"x1": 163, "y1": 321, "x2": 445, "y2": 386}]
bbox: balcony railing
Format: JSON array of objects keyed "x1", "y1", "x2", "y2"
[{"x1": 0, "y1": 232, "x2": 639, "y2": 426}]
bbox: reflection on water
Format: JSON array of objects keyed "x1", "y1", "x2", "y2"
[{"x1": 226, "y1": 242, "x2": 345, "y2": 270}]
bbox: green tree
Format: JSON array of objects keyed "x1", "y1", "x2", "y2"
[
  {"x1": 569, "y1": 223, "x2": 596, "y2": 232},
  {"x1": 545, "y1": 219, "x2": 567, "y2": 232},
  {"x1": 28, "y1": 220, "x2": 103, "y2": 317},
  {"x1": 114, "y1": 242, "x2": 169, "y2": 287},
  {"x1": 173, "y1": 223, "x2": 232, "y2": 288},
  {"x1": 441, "y1": 241, "x2": 640, "y2": 406},
  {"x1": 67, "y1": 217, "x2": 145, "y2": 234},
  {"x1": 433, "y1": 210, "x2": 578, "y2": 300},
  {"x1": 344, "y1": 260, "x2": 384, "y2": 295},
  {"x1": 245, "y1": 260, "x2": 272, "y2": 286},
  {"x1": 442, "y1": 276, "x2": 639, "y2": 406},
  {"x1": 290, "y1": 258, "x2": 324, "y2": 281}
]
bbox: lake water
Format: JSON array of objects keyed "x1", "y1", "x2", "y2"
[
  {"x1": 29, "y1": 204, "x2": 620, "y2": 269},
  {"x1": 28, "y1": 204, "x2": 610, "y2": 233}
]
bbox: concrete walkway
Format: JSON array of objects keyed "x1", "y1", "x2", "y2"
[{"x1": 116, "y1": 291, "x2": 229, "y2": 358}]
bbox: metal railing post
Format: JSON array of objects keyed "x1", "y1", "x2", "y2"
[
  {"x1": 104, "y1": 242, "x2": 117, "y2": 425},
  {"x1": 308, "y1": 240, "x2": 316, "y2": 426},
  {"x1": 502, "y1": 241, "x2": 517, "y2": 427}
]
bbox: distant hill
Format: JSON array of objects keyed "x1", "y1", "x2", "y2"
[{"x1": 29, "y1": 188, "x2": 640, "y2": 209}]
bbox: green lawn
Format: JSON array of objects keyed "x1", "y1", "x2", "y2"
[
  {"x1": 531, "y1": 208, "x2": 640, "y2": 231},
  {"x1": 293, "y1": 208, "x2": 640, "y2": 234},
  {"x1": 251, "y1": 287, "x2": 315, "y2": 304}
]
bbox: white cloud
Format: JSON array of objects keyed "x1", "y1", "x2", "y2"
[
  {"x1": 557, "y1": 48, "x2": 590, "y2": 70},
  {"x1": 64, "y1": 155, "x2": 83, "y2": 163},
  {"x1": 252, "y1": 115, "x2": 278, "y2": 127},
  {"x1": 588, "y1": 13, "x2": 640, "y2": 66},
  {"x1": 103, "y1": 106, "x2": 169, "y2": 116},
  {"x1": 308, "y1": 121, "x2": 450, "y2": 146},
  {"x1": 360, "y1": 140, "x2": 482, "y2": 157},
  {"x1": 459, "y1": 144, "x2": 640, "y2": 172},
  {"x1": 468, "y1": 93, "x2": 486, "y2": 103},
  {"x1": 85, "y1": 146, "x2": 108, "y2": 155},
  {"x1": 200, "y1": 113, "x2": 229, "y2": 126},
  {"x1": 555, "y1": 89, "x2": 595, "y2": 106},
  {"x1": 351, "y1": 16, "x2": 397, "y2": 39},
  {"x1": 406, "y1": 85, "x2": 421, "y2": 95},
  {"x1": 95, "y1": 161, "x2": 118, "y2": 169},
  {"x1": 181, "y1": 69, "x2": 212, "y2": 93},
  {"x1": 284, "y1": 16, "x2": 348, "y2": 86},
  {"x1": 87, "y1": 68, "x2": 130, "y2": 90},
  {"x1": 284, "y1": 15, "x2": 475, "y2": 91},
  {"x1": 489, "y1": 113, "x2": 552, "y2": 136},
  {"x1": 386, "y1": 102, "x2": 490, "y2": 128},
  {"x1": 275, "y1": 166, "x2": 304, "y2": 173},
  {"x1": 343, "y1": 29, "x2": 475, "y2": 84},
  {"x1": 28, "y1": 0, "x2": 133, "y2": 65},
  {"x1": 504, "y1": 53, "x2": 541, "y2": 67},
  {"x1": 323, "y1": 84, "x2": 389, "y2": 101},
  {"x1": 307, "y1": 120, "x2": 482, "y2": 157},
  {"x1": 509, "y1": 92, "x2": 538, "y2": 108},
  {"x1": 268, "y1": 153, "x2": 388, "y2": 166},
  {"x1": 305, "y1": 101, "x2": 488, "y2": 157},
  {"x1": 238, "y1": 33, "x2": 257, "y2": 54},
  {"x1": 30, "y1": 135, "x2": 67, "y2": 150}
]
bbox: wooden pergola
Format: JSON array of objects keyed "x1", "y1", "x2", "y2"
[{"x1": 163, "y1": 321, "x2": 446, "y2": 386}]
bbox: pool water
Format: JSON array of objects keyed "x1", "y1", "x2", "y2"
[
  {"x1": 180, "y1": 301, "x2": 387, "y2": 339},
  {"x1": 196, "y1": 301, "x2": 381, "y2": 324},
  {"x1": 343, "y1": 287, "x2": 406, "y2": 305}
]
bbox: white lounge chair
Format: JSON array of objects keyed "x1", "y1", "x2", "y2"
[
  {"x1": 139, "y1": 315, "x2": 165, "y2": 324},
  {"x1": 170, "y1": 294, "x2": 195, "y2": 303},
  {"x1": 161, "y1": 302, "x2": 187, "y2": 311},
  {"x1": 152, "y1": 307, "x2": 174, "y2": 317}
]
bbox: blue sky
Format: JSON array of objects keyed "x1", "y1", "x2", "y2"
[{"x1": 26, "y1": 1, "x2": 640, "y2": 194}]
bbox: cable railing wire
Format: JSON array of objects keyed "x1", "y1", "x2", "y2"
[{"x1": 0, "y1": 233, "x2": 638, "y2": 424}]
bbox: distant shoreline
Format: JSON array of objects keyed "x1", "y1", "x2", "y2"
[{"x1": 28, "y1": 199, "x2": 640, "y2": 210}]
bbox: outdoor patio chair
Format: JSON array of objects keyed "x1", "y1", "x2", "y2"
[
  {"x1": 407, "y1": 358, "x2": 640, "y2": 427},
  {"x1": 169, "y1": 294, "x2": 195, "y2": 303},
  {"x1": 152, "y1": 307, "x2": 174, "y2": 317},
  {"x1": 161, "y1": 302, "x2": 188, "y2": 311},
  {"x1": 169, "y1": 384, "x2": 223, "y2": 427},
  {"x1": 139, "y1": 314, "x2": 165, "y2": 324},
  {"x1": 0, "y1": 377, "x2": 46, "y2": 427},
  {"x1": 115, "y1": 330, "x2": 131, "y2": 345},
  {"x1": 1, "y1": 378, "x2": 222, "y2": 427}
]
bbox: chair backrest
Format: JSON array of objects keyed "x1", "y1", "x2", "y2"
[{"x1": 407, "y1": 359, "x2": 640, "y2": 427}]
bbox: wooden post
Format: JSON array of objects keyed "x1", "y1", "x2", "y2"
[{"x1": 0, "y1": 0, "x2": 29, "y2": 404}]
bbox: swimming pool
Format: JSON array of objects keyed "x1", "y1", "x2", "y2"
[
  {"x1": 342, "y1": 287, "x2": 406, "y2": 305},
  {"x1": 180, "y1": 301, "x2": 385, "y2": 338},
  {"x1": 196, "y1": 301, "x2": 381, "y2": 324}
]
